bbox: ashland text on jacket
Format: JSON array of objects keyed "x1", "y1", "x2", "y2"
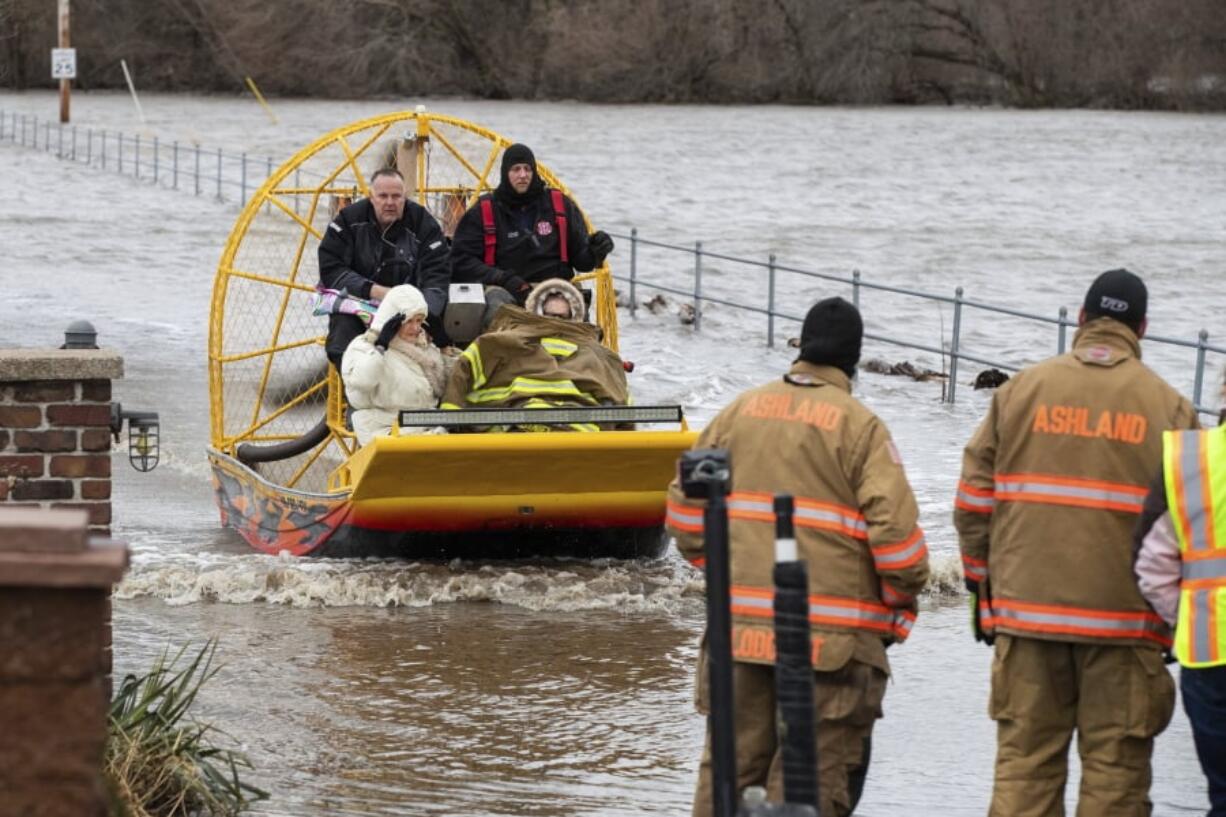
[
  {"x1": 955, "y1": 319, "x2": 1199, "y2": 648},
  {"x1": 667, "y1": 361, "x2": 930, "y2": 672}
]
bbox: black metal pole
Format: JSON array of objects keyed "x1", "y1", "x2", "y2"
[
  {"x1": 772, "y1": 495, "x2": 819, "y2": 812},
  {"x1": 705, "y1": 488, "x2": 737, "y2": 817}
]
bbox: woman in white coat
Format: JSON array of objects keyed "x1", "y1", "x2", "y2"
[{"x1": 341, "y1": 284, "x2": 450, "y2": 445}]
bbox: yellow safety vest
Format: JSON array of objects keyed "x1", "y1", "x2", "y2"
[{"x1": 1163, "y1": 426, "x2": 1226, "y2": 668}]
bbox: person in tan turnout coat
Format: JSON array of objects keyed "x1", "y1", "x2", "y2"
[
  {"x1": 667, "y1": 297, "x2": 929, "y2": 817},
  {"x1": 440, "y1": 278, "x2": 628, "y2": 431},
  {"x1": 954, "y1": 269, "x2": 1199, "y2": 817}
]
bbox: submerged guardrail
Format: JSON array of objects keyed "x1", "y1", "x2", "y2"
[
  {"x1": 0, "y1": 108, "x2": 288, "y2": 206},
  {"x1": 3, "y1": 107, "x2": 1219, "y2": 417},
  {"x1": 611, "y1": 230, "x2": 1223, "y2": 418}
]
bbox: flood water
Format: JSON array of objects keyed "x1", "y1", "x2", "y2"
[{"x1": 1, "y1": 90, "x2": 1223, "y2": 815}]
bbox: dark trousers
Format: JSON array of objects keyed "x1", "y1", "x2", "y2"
[{"x1": 1181, "y1": 664, "x2": 1226, "y2": 816}]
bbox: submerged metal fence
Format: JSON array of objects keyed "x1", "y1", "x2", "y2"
[
  {"x1": 612, "y1": 230, "x2": 1224, "y2": 418},
  {"x1": 0, "y1": 109, "x2": 284, "y2": 206},
  {"x1": 4, "y1": 107, "x2": 1219, "y2": 417}
]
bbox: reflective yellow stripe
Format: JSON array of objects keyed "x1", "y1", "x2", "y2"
[
  {"x1": 466, "y1": 377, "x2": 598, "y2": 405},
  {"x1": 1166, "y1": 427, "x2": 1226, "y2": 667},
  {"x1": 440, "y1": 402, "x2": 463, "y2": 410},
  {"x1": 514, "y1": 397, "x2": 601, "y2": 431},
  {"x1": 461, "y1": 343, "x2": 486, "y2": 389},
  {"x1": 540, "y1": 337, "x2": 578, "y2": 358}
]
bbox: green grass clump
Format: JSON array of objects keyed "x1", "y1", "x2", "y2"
[{"x1": 105, "y1": 640, "x2": 268, "y2": 816}]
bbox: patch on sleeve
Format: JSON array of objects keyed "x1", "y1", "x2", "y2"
[
  {"x1": 328, "y1": 221, "x2": 343, "y2": 233},
  {"x1": 886, "y1": 439, "x2": 903, "y2": 465},
  {"x1": 429, "y1": 240, "x2": 443, "y2": 250}
]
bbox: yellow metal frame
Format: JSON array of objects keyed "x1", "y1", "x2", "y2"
[{"x1": 208, "y1": 110, "x2": 620, "y2": 492}]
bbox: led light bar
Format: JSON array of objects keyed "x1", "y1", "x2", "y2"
[{"x1": 398, "y1": 405, "x2": 683, "y2": 428}]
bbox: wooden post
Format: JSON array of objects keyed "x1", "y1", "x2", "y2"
[{"x1": 58, "y1": 0, "x2": 71, "y2": 124}]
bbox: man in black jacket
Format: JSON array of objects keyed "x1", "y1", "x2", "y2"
[
  {"x1": 450, "y1": 143, "x2": 614, "y2": 308},
  {"x1": 318, "y1": 168, "x2": 450, "y2": 369}
]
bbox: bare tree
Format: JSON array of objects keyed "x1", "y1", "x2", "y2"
[{"x1": 2, "y1": 0, "x2": 1223, "y2": 108}]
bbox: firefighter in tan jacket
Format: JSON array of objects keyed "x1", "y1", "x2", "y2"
[
  {"x1": 440, "y1": 279, "x2": 629, "y2": 431},
  {"x1": 954, "y1": 269, "x2": 1199, "y2": 817},
  {"x1": 668, "y1": 297, "x2": 929, "y2": 817}
]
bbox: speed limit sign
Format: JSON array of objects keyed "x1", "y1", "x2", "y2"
[{"x1": 51, "y1": 48, "x2": 77, "y2": 80}]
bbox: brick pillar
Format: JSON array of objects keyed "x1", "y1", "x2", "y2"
[
  {"x1": 0, "y1": 349, "x2": 123, "y2": 538},
  {"x1": 0, "y1": 507, "x2": 129, "y2": 817}
]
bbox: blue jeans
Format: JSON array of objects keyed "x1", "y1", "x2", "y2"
[{"x1": 1181, "y1": 664, "x2": 1226, "y2": 816}]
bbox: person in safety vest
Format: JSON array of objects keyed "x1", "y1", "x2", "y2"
[
  {"x1": 319, "y1": 168, "x2": 451, "y2": 369},
  {"x1": 439, "y1": 278, "x2": 628, "y2": 431},
  {"x1": 450, "y1": 143, "x2": 613, "y2": 320},
  {"x1": 340, "y1": 285, "x2": 451, "y2": 446},
  {"x1": 667, "y1": 296, "x2": 930, "y2": 817},
  {"x1": 1134, "y1": 369, "x2": 1226, "y2": 817},
  {"x1": 954, "y1": 268, "x2": 1200, "y2": 817}
]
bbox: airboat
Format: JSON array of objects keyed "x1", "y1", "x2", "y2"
[{"x1": 207, "y1": 110, "x2": 696, "y2": 558}]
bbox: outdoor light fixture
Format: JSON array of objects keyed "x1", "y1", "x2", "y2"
[
  {"x1": 398, "y1": 405, "x2": 683, "y2": 429},
  {"x1": 109, "y1": 403, "x2": 161, "y2": 472}
]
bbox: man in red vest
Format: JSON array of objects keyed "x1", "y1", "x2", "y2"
[{"x1": 450, "y1": 143, "x2": 613, "y2": 316}]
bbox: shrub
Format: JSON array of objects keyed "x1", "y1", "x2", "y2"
[{"x1": 105, "y1": 640, "x2": 268, "y2": 817}]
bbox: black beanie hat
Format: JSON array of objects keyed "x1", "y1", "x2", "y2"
[
  {"x1": 501, "y1": 143, "x2": 536, "y2": 178},
  {"x1": 1083, "y1": 268, "x2": 1147, "y2": 332},
  {"x1": 798, "y1": 297, "x2": 863, "y2": 377},
  {"x1": 496, "y1": 143, "x2": 543, "y2": 204}
]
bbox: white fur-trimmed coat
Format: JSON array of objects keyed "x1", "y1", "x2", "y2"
[{"x1": 341, "y1": 285, "x2": 451, "y2": 445}]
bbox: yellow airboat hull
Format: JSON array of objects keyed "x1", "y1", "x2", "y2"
[
  {"x1": 210, "y1": 430, "x2": 696, "y2": 557},
  {"x1": 207, "y1": 109, "x2": 696, "y2": 558}
]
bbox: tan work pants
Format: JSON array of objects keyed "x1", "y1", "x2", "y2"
[
  {"x1": 691, "y1": 653, "x2": 886, "y2": 817},
  {"x1": 989, "y1": 635, "x2": 1175, "y2": 817}
]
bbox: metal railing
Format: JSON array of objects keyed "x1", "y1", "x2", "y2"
[
  {"x1": 614, "y1": 229, "x2": 1224, "y2": 417},
  {"x1": 4, "y1": 106, "x2": 1219, "y2": 417},
  {"x1": 0, "y1": 108, "x2": 293, "y2": 206}
]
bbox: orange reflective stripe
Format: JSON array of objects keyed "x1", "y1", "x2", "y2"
[
  {"x1": 1169, "y1": 432, "x2": 1196, "y2": 551},
  {"x1": 956, "y1": 480, "x2": 995, "y2": 514},
  {"x1": 962, "y1": 553, "x2": 988, "y2": 583},
  {"x1": 880, "y1": 579, "x2": 913, "y2": 607},
  {"x1": 892, "y1": 608, "x2": 917, "y2": 641},
  {"x1": 687, "y1": 556, "x2": 707, "y2": 569},
  {"x1": 872, "y1": 527, "x2": 927, "y2": 571},
  {"x1": 1199, "y1": 432, "x2": 1219, "y2": 553},
  {"x1": 665, "y1": 499, "x2": 703, "y2": 533},
  {"x1": 730, "y1": 584, "x2": 913, "y2": 641},
  {"x1": 994, "y1": 472, "x2": 1148, "y2": 514},
  {"x1": 983, "y1": 598, "x2": 1170, "y2": 647},
  {"x1": 727, "y1": 491, "x2": 867, "y2": 539}
]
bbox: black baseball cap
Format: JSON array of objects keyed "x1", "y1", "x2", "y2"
[{"x1": 1083, "y1": 268, "x2": 1147, "y2": 332}]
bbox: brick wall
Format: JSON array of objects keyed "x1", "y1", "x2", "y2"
[
  {"x1": 0, "y1": 350, "x2": 123, "y2": 538},
  {"x1": 0, "y1": 508, "x2": 128, "y2": 817}
]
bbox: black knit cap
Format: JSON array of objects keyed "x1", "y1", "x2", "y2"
[
  {"x1": 798, "y1": 297, "x2": 863, "y2": 377},
  {"x1": 501, "y1": 143, "x2": 536, "y2": 177},
  {"x1": 495, "y1": 143, "x2": 544, "y2": 204},
  {"x1": 1083, "y1": 268, "x2": 1147, "y2": 332}
]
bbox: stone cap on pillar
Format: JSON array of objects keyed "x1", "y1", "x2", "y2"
[
  {"x1": 0, "y1": 349, "x2": 123, "y2": 381},
  {"x1": 0, "y1": 507, "x2": 128, "y2": 589}
]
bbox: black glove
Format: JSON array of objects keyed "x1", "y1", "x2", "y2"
[
  {"x1": 498, "y1": 273, "x2": 533, "y2": 305},
  {"x1": 589, "y1": 230, "x2": 614, "y2": 263},
  {"x1": 966, "y1": 578, "x2": 995, "y2": 646},
  {"x1": 374, "y1": 313, "x2": 406, "y2": 351}
]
